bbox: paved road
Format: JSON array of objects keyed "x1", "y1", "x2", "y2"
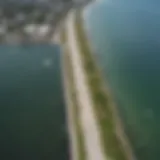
[{"x1": 66, "y1": 10, "x2": 105, "y2": 160}]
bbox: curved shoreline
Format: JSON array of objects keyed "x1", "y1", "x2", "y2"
[
  {"x1": 66, "y1": 10, "x2": 106, "y2": 160},
  {"x1": 60, "y1": 25, "x2": 86, "y2": 160},
  {"x1": 81, "y1": 13, "x2": 137, "y2": 160},
  {"x1": 75, "y1": 9, "x2": 137, "y2": 160}
]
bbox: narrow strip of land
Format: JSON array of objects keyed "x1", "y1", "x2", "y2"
[
  {"x1": 60, "y1": 27, "x2": 86, "y2": 160},
  {"x1": 61, "y1": 46, "x2": 79, "y2": 160},
  {"x1": 75, "y1": 10, "x2": 136, "y2": 160},
  {"x1": 66, "y1": 10, "x2": 105, "y2": 160}
]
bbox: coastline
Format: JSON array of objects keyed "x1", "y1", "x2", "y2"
[
  {"x1": 75, "y1": 9, "x2": 136, "y2": 160},
  {"x1": 60, "y1": 24, "x2": 86, "y2": 160}
]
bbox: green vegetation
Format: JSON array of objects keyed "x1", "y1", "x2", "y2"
[
  {"x1": 60, "y1": 25, "x2": 66, "y2": 44},
  {"x1": 60, "y1": 28, "x2": 86, "y2": 160},
  {"x1": 75, "y1": 11, "x2": 127, "y2": 160}
]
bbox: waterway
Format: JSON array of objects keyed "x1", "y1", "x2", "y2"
[
  {"x1": 0, "y1": 45, "x2": 69, "y2": 160},
  {"x1": 84, "y1": 1, "x2": 160, "y2": 160}
]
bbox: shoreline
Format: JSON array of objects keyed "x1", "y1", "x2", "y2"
[
  {"x1": 75, "y1": 9, "x2": 136, "y2": 160},
  {"x1": 66, "y1": 10, "x2": 105, "y2": 160},
  {"x1": 81, "y1": 10, "x2": 137, "y2": 160},
  {"x1": 60, "y1": 23, "x2": 86, "y2": 160}
]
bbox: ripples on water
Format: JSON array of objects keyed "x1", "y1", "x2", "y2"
[{"x1": 84, "y1": 0, "x2": 160, "y2": 159}]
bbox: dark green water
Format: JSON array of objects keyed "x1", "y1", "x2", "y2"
[
  {"x1": 84, "y1": 1, "x2": 160, "y2": 159},
  {"x1": 0, "y1": 45, "x2": 69, "y2": 160}
]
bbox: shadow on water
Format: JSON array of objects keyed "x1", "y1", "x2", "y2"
[{"x1": 0, "y1": 45, "x2": 69, "y2": 160}]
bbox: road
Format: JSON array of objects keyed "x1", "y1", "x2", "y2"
[{"x1": 66, "y1": 10, "x2": 105, "y2": 160}]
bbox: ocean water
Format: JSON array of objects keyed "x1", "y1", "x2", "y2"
[
  {"x1": 84, "y1": 1, "x2": 160, "y2": 159},
  {"x1": 0, "y1": 45, "x2": 69, "y2": 160}
]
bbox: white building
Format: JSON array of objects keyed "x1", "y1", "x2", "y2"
[
  {"x1": 37, "y1": 24, "x2": 50, "y2": 37},
  {"x1": 24, "y1": 24, "x2": 37, "y2": 35}
]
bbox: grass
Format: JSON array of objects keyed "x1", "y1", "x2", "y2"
[
  {"x1": 74, "y1": 10, "x2": 128, "y2": 160},
  {"x1": 60, "y1": 27, "x2": 86, "y2": 160},
  {"x1": 60, "y1": 25, "x2": 66, "y2": 44}
]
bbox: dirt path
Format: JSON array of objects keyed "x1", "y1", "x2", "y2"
[{"x1": 66, "y1": 10, "x2": 106, "y2": 160}]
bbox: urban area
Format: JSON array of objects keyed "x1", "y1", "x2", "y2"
[{"x1": 0, "y1": 0, "x2": 86, "y2": 44}]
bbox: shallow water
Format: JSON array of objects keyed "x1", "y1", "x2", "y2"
[
  {"x1": 0, "y1": 45, "x2": 69, "y2": 160},
  {"x1": 84, "y1": 1, "x2": 160, "y2": 159}
]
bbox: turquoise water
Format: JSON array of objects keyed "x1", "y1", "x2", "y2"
[
  {"x1": 0, "y1": 45, "x2": 69, "y2": 160},
  {"x1": 84, "y1": 1, "x2": 160, "y2": 159}
]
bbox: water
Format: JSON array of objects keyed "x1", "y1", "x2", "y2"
[
  {"x1": 0, "y1": 45, "x2": 69, "y2": 160},
  {"x1": 84, "y1": 1, "x2": 160, "y2": 159}
]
